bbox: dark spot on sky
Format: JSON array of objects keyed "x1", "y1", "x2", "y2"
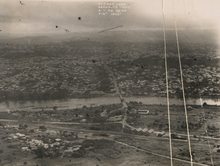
[
  {"x1": 56, "y1": 25, "x2": 58, "y2": 28},
  {"x1": 19, "y1": 1, "x2": 25, "y2": 5},
  {"x1": 19, "y1": 19, "x2": 21, "y2": 21},
  {"x1": 0, "y1": 30, "x2": 1, "y2": 31},
  {"x1": 78, "y1": 17, "x2": 81, "y2": 20},
  {"x1": 87, "y1": 38, "x2": 89, "y2": 40},
  {"x1": 65, "y1": 29, "x2": 70, "y2": 33}
]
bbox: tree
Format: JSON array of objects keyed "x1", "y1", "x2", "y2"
[
  {"x1": 203, "y1": 102, "x2": 208, "y2": 107},
  {"x1": 86, "y1": 113, "x2": 90, "y2": 119},
  {"x1": 139, "y1": 102, "x2": 143, "y2": 105},
  {"x1": 0, "y1": 122, "x2": 4, "y2": 128},
  {"x1": 53, "y1": 106, "x2": 57, "y2": 111},
  {"x1": 39, "y1": 125, "x2": 47, "y2": 131},
  {"x1": 34, "y1": 146, "x2": 46, "y2": 158}
]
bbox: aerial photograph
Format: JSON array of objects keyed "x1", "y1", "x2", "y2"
[{"x1": 0, "y1": 0, "x2": 220, "y2": 165}]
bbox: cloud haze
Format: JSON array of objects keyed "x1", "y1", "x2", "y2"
[{"x1": 0, "y1": 0, "x2": 219, "y2": 36}]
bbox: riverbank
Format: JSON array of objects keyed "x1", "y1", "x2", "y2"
[{"x1": 0, "y1": 96, "x2": 219, "y2": 112}]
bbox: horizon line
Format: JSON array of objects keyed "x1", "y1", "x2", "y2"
[{"x1": 0, "y1": 27, "x2": 217, "y2": 35}]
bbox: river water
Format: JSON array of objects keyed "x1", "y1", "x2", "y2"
[{"x1": 0, "y1": 96, "x2": 219, "y2": 112}]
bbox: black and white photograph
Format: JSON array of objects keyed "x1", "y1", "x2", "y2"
[{"x1": 0, "y1": 0, "x2": 220, "y2": 165}]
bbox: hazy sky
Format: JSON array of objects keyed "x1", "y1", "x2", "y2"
[{"x1": 0, "y1": 0, "x2": 220, "y2": 36}]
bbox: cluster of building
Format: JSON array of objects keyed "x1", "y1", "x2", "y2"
[
  {"x1": 182, "y1": 65, "x2": 220, "y2": 97},
  {"x1": 0, "y1": 54, "x2": 114, "y2": 100},
  {"x1": 111, "y1": 61, "x2": 220, "y2": 98},
  {"x1": 0, "y1": 41, "x2": 219, "y2": 100},
  {"x1": 130, "y1": 127, "x2": 166, "y2": 137},
  {"x1": 3, "y1": 125, "x2": 87, "y2": 158}
]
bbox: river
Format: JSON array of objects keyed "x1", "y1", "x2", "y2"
[{"x1": 0, "y1": 96, "x2": 219, "y2": 112}]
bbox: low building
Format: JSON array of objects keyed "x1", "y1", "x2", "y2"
[
  {"x1": 154, "y1": 131, "x2": 165, "y2": 137},
  {"x1": 187, "y1": 106, "x2": 193, "y2": 111},
  {"x1": 148, "y1": 129, "x2": 154, "y2": 134},
  {"x1": 19, "y1": 124, "x2": 28, "y2": 130},
  {"x1": 46, "y1": 130, "x2": 57, "y2": 136},
  {"x1": 63, "y1": 145, "x2": 81, "y2": 157},
  {"x1": 138, "y1": 110, "x2": 149, "y2": 115},
  {"x1": 163, "y1": 133, "x2": 170, "y2": 138},
  {"x1": 63, "y1": 149, "x2": 73, "y2": 157},
  {"x1": 106, "y1": 115, "x2": 123, "y2": 122},
  {"x1": 137, "y1": 128, "x2": 149, "y2": 135},
  {"x1": 100, "y1": 109, "x2": 108, "y2": 117},
  {"x1": 142, "y1": 128, "x2": 148, "y2": 133},
  {"x1": 21, "y1": 147, "x2": 30, "y2": 151},
  {"x1": 136, "y1": 127, "x2": 142, "y2": 133},
  {"x1": 81, "y1": 119, "x2": 87, "y2": 123}
]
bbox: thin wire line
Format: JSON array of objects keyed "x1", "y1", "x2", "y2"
[
  {"x1": 201, "y1": 96, "x2": 214, "y2": 166},
  {"x1": 191, "y1": 0, "x2": 202, "y2": 30},
  {"x1": 207, "y1": 137, "x2": 214, "y2": 166},
  {"x1": 182, "y1": 0, "x2": 189, "y2": 28},
  {"x1": 185, "y1": 1, "x2": 214, "y2": 164},
  {"x1": 172, "y1": 0, "x2": 193, "y2": 166},
  {"x1": 161, "y1": 0, "x2": 173, "y2": 166}
]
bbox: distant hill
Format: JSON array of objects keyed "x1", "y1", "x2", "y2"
[
  {"x1": 10, "y1": 36, "x2": 57, "y2": 45},
  {"x1": 0, "y1": 29, "x2": 217, "y2": 45},
  {"x1": 0, "y1": 36, "x2": 57, "y2": 45},
  {"x1": 63, "y1": 30, "x2": 164, "y2": 43},
  {"x1": 61, "y1": 29, "x2": 217, "y2": 44}
]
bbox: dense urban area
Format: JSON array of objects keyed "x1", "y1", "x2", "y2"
[{"x1": 0, "y1": 38, "x2": 219, "y2": 101}]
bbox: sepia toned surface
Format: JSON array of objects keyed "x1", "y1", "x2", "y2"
[{"x1": 0, "y1": 0, "x2": 220, "y2": 166}]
